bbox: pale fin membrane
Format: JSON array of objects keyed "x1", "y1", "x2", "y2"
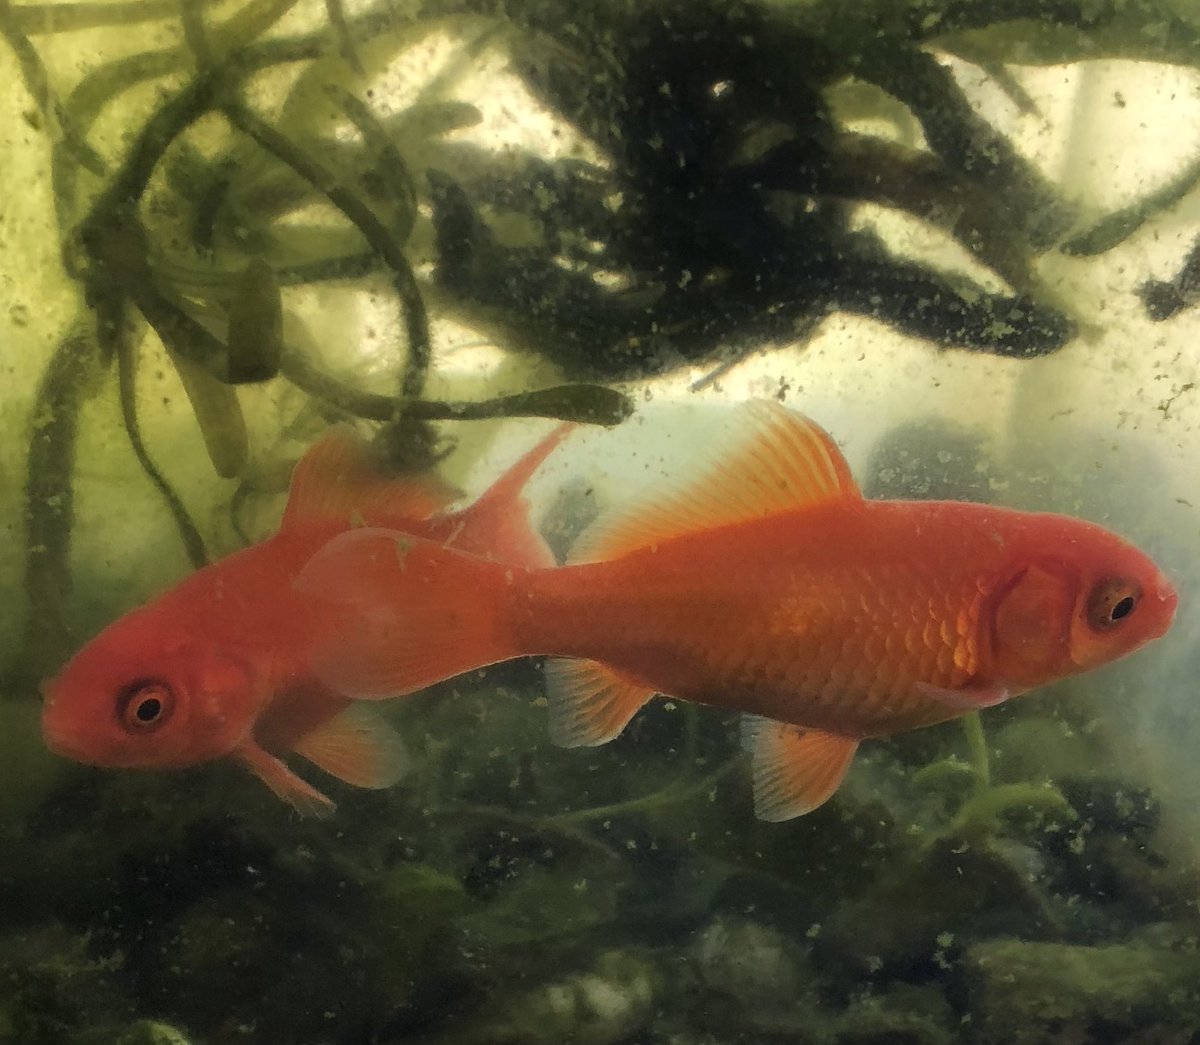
[
  {"x1": 741, "y1": 716, "x2": 859, "y2": 821},
  {"x1": 281, "y1": 425, "x2": 461, "y2": 533},
  {"x1": 571, "y1": 401, "x2": 861, "y2": 564},
  {"x1": 544, "y1": 658, "x2": 656, "y2": 747},
  {"x1": 234, "y1": 741, "x2": 336, "y2": 818},
  {"x1": 295, "y1": 529, "x2": 514, "y2": 699},
  {"x1": 292, "y1": 705, "x2": 409, "y2": 789}
]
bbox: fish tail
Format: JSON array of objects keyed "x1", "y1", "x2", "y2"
[
  {"x1": 437, "y1": 423, "x2": 574, "y2": 569},
  {"x1": 295, "y1": 529, "x2": 523, "y2": 699}
]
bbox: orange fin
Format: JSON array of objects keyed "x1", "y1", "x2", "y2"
[
  {"x1": 571, "y1": 401, "x2": 860, "y2": 564},
  {"x1": 234, "y1": 741, "x2": 336, "y2": 818},
  {"x1": 295, "y1": 528, "x2": 515, "y2": 698},
  {"x1": 543, "y1": 658, "x2": 655, "y2": 746},
  {"x1": 429, "y1": 423, "x2": 573, "y2": 568},
  {"x1": 292, "y1": 705, "x2": 409, "y2": 789},
  {"x1": 281, "y1": 425, "x2": 461, "y2": 533},
  {"x1": 740, "y1": 717, "x2": 859, "y2": 821}
]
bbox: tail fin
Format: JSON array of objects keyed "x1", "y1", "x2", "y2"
[
  {"x1": 429, "y1": 424, "x2": 574, "y2": 569},
  {"x1": 295, "y1": 528, "x2": 520, "y2": 699}
]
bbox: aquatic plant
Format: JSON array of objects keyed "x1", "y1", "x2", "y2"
[{"x1": 7, "y1": 0, "x2": 1194, "y2": 686}]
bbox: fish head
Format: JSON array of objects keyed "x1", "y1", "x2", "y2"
[
  {"x1": 988, "y1": 518, "x2": 1177, "y2": 684},
  {"x1": 1063, "y1": 539, "x2": 1178, "y2": 673},
  {"x1": 41, "y1": 608, "x2": 259, "y2": 771}
]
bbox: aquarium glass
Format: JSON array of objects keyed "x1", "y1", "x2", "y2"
[{"x1": 2, "y1": 0, "x2": 1200, "y2": 1042}]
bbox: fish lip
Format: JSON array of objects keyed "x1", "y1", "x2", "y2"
[
  {"x1": 41, "y1": 721, "x2": 91, "y2": 762},
  {"x1": 1157, "y1": 574, "x2": 1179, "y2": 618},
  {"x1": 39, "y1": 688, "x2": 91, "y2": 763}
]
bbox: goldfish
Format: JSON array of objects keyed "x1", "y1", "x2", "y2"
[
  {"x1": 41, "y1": 424, "x2": 570, "y2": 816},
  {"x1": 294, "y1": 401, "x2": 1178, "y2": 821}
]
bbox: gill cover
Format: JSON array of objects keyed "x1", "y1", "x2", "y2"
[
  {"x1": 990, "y1": 563, "x2": 1074, "y2": 677},
  {"x1": 43, "y1": 636, "x2": 259, "y2": 770}
]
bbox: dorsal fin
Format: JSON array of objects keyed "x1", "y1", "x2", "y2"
[
  {"x1": 571, "y1": 401, "x2": 860, "y2": 564},
  {"x1": 280, "y1": 425, "x2": 461, "y2": 533}
]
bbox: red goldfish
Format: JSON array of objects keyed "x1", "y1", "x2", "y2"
[
  {"x1": 295, "y1": 402, "x2": 1177, "y2": 820},
  {"x1": 41, "y1": 424, "x2": 569, "y2": 815}
]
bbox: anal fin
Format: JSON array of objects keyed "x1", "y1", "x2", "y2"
[
  {"x1": 292, "y1": 705, "x2": 409, "y2": 790},
  {"x1": 741, "y1": 716, "x2": 859, "y2": 821},
  {"x1": 544, "y1": 658, "x2": 655, "y2": 747}
]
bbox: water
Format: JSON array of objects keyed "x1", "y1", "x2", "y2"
[{"x1": 3, "y1": 1, "x2": 1200, "y2": 1041}]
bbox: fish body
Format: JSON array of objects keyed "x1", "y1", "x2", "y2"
[
  {"x1": 41, "y1": 424, "x2": 570, "y2": 815},
  {"x1": 516, "y1": 499, "x2": 1147, "y2": 737},
  {"x1": 298, "y1": 403, "x2": 1177, "y2": 820}
]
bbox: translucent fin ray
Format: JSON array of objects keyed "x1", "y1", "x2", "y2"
[
  {"x1": 282, "y1": 425, "x2": 460, "y2": 533},
  {"x1": 571, "y1": 401, "x2": 859, "y2": 564},
  {"x1": 741, "y1": 715, "x2": 859, "y2": 821},
  {"x1": 544, "y1": 658, "x2": 656, "y2": 747},
  {"x1": 292, "y1": 705, "x2": 409, "y2": 789}
]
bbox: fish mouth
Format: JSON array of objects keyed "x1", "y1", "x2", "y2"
[
  {"x1": 40, "y1": 685, "x2": 93, "y2": 764},
  {"x1": 41, "y1": 716, "x2": 86, "y2": 762},
  {"x1": 44, "y1": 735, "x2": 90, "y2": 762},
  {"x1": 1155, "y1": 573, "x2": 1179, "y2": 629}
]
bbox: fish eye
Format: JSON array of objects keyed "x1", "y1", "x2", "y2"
[
  {"x1": 117, "y1": 681, "x2": 175, "y2": 733},
  {"x1": 1086, "y1": 579, "x2": 1141, "y2": 630}
]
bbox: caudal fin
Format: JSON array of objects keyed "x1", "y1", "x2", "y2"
[
  {"x1": 429, "y1": 424, "x2": 574, "y2": 569},
  {"x1": 295, "y1": 528, "x2": 520, "y2": 699}
]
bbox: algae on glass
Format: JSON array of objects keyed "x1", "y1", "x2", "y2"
[{"x1": 1, "y1": 0, "x2": 1200, "y2": 1041}]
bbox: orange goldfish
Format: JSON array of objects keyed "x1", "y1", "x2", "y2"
[
  {"x1": 295, "y1": 402, "x2": 1177, "y2": 820},
  {"x1": 41, "y1": 424, "x2": 569, "y2": 815}
]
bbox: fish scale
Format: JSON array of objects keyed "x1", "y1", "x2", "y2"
[
  {"x1": 41, "y1": 423, "x2": 574, "y2": 816},
  {"x1": 521, "y1": 528, "x2": 992, "y2": 738},
  {"x1": 287, "y1": 401, "x2": 1175, "y2": 820}
]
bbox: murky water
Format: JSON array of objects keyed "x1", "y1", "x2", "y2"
[{"x1": 3, "y1": 1, "x2": 1200, "y2": 1042}]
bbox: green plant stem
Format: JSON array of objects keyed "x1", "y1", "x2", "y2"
[
  {"x1": 0, "y1": 0, "x2": 105, "y2": 175},
  {"x1": 282, "y1": 347, "x2": 631, "y2": 424},
  {"x1": 962, "y1": 711, "x2": 990, "y2": 794},
  {"x1": 547, "y1": 757, "x2": 741, "y2": 828},
  {"x1": 222, "y1": 100, "x2": 432, "y2": 403},
  {"x1": 15, "y1": 0, "x2": 219, "y2": 33},
  {"x1": 323, "y1": 0, "x2": 363, "y2": 74},
  {"x1": 178, "y1": 0, "x2": 213, "y2": 68},
  {"x1": 20, "y1": 323, "x2": 96, "y2": 684},
  {"x1": 434, "y1": 804, "x2": 621, "y2": 863},
  {"x1": 113, "y1": 321, "x2": 210, "y2": 569}
]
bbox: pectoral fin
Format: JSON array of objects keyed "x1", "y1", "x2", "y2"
[
  {"x1": 916, "y1": 680, "x2": 1010, "y2": 710},
  {"x1": 234, "y1": 741, "x2": 336, "y2": 818},
  {"x1": 292, "y1": 705, "x2": 409, "y2": 789},
  {"x1": 741, "y1": 716, "x2": 859, "y2": 821}
]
